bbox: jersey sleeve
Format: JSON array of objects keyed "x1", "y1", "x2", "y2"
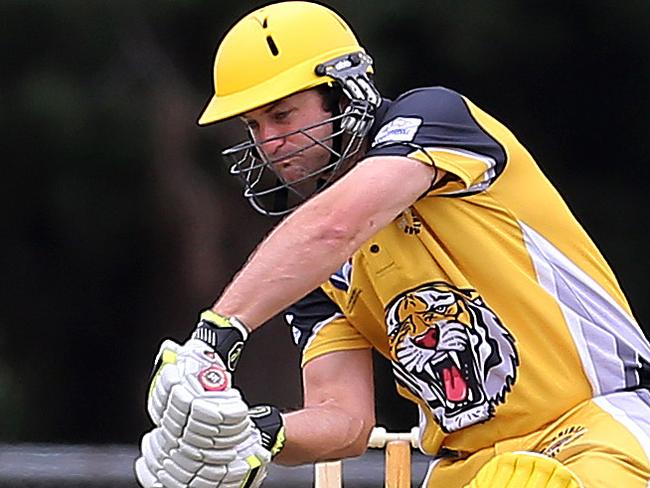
[
  {"x1": 364, "y1": 87, "x2": 507, "y2": 197},
  {"x1": 284, "y1": 287, "x2": 371, "y2": 367}
]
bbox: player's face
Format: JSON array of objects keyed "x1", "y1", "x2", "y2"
[{"x1": 241, "y1": 89, "x2": 334, "y2": 185}]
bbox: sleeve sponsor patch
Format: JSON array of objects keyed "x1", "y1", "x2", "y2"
[{"x1": 372, "y1": 117, "x2": 422, "y2": 147}]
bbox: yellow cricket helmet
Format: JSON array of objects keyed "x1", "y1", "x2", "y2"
[{"x1": 198, "y1": 1, "x2": 368, "y2": 125}]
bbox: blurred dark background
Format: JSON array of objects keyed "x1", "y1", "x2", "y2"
[{"x1": 1, "y1": 0, "x2": 648, "y2": 446}]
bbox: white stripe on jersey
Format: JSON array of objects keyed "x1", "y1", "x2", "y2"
[
  {"x1": 303, "y1": 312, "x2": 344, "y2": 353},
  {"x1": 521, "y1": 222, "x2": 650, "y2": 396},
  {"x1": 594, "y1": 391, "x2": 650, "y2": 485},
  {"x1": 418, "y1": 146, "x2": 498, "y2": 195}
]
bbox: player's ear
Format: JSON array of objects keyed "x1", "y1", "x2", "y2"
[
  {"x1": 315, "y1": 83, "x2": 344, "y2": 115},
  {"x1": 338, "y1": 95, "x2": 348, "y2": 114}
]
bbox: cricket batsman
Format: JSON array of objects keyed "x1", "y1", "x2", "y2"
[{"x1": 135, "y1": 2, "x2": 650, "y2": 487}]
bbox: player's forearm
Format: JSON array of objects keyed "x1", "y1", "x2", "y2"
[
  {"x1": 212, "y1": 157, "x2": 436, "y2": 330},
  {"x1": 212, "y1": 194, "x2": 371, "y2": 329},
  {"x1": 273, "y1": 403, "x2": 374, "y2": 465}
]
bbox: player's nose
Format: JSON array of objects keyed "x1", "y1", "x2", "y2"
[{"x1": 257, "y1": 124, "x2": 286, "y2": 156}]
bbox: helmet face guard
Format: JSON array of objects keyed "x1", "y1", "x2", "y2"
[{"x1": 222, "y1": 52, "x2": 381, "y2": 216}]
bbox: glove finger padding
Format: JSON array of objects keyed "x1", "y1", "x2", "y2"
[
  {"x1": 139, "y1": 386, "x2": 253, "y2": 486},
  {"x1": 148, "y1": 336, "x2": 235, "y2": 426},
  {"x1": 151, "y1": 347, "x2": 241, "y2": 450},
  {"x1": 186, "y1": 465, "x2": 229, "y2": 488},
  {"x1": 177, "y1": 391, "x2": 251, "y2": 450},
  {"x1": 157, "y1": 383, "x2": 196, "y2": 442},
  {"x1": 147, "y1": 310, "x2": 250, "y2": 427},
  {"x1": 190, "y1": 390, "x2": 249, "y2": 424},
  {"x1": 141, "y1": 430, "x2": 166, "y2": 473},
  {"x1": 177, "y1": 439, "x2": 238, "y2": 464},
  {"x1": 182, "y1": 423, "x2": 255, "y2": 450},
  {"x1": 139, "y1": 312, "x2": 254, "y2": 488},
  {"x1": 161, "y1": 460, "x2": 230, "y2": 488},
  {"x1": 136, "y1": 427, "x2": 176, "y2": 488},
  {"x1": 209, "y1": 403, "x2": 285, "y2": 488},
  {"x1": 155, "y1": 423, "x2": 271, "y2": 488},
  {"x1": 162, "y1": 456, "x2": 196, "y2": 486},
  {"x1": 148, "y1": 340, "x2": 183, "y2": 425},
  {"x1": 134, "y1": 456, "x2": 163, "y2": 488},
  {"x1": 185, "y1": 415, "x2": 249, "y2": 439},
  {"x1": 147, "y1": 439, "x2": 236, "y2": 488},
  {"x1": 228, "y1": 432, "x2": 272, "y2": 488}
]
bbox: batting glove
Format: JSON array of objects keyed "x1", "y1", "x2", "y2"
[
  {"x1": 136, "y1": 310, "x2": 252, "y2": 488},
  {"x1": 147, "y1": 310, "x2": 250, "y2": 426},
  {"x1": 137, "y1": 386, "x2": 254, "y2": 487},
  {"x1": 135, "y1": 403, "x2": 285, "y2": 488},
  {"x1": 210, "y1": 405, "x2": 286, "y2": 488}
]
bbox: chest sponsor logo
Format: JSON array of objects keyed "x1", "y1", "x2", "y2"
[
  {"x1": 385, "y1": 282, "x2": 519, "y2": 433},
  {"x1": 372, "y1": 117, "x2": 422, "y2": 146}
]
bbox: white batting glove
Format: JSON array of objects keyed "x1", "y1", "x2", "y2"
[
  {"x1": 148, "y1": 338, "x2": 239, "y2": 426},
  {"x1": 137, "y1": 310, "x2": 253, "y2": 488},
  {"x1": 136, "y1": 426, "x2": 250, "y2": 488},
  {"x1": 136, "y1": 403, "x2": 286, "y2": 488},
  {"x1": 147, "y1": 310, "x2": 249, "y2": 426},
  {"x1": 136, "y1": 403, "x2": 270, "y2": 488},
  {"x1": 157, "y1": 428, "x2": 272, "y2": 488},
  {"x1": 211, "y1": 404, "x2": 286, "y2": 488},
  {"x1": 137, "y1": 388, "x2": 255, "y2": 487},
  {"x1": 157, "y1": 411, "x2": 280, "y2": 488}
]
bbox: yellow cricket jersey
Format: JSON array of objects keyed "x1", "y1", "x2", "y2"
[{"x1": 284, "y1": 87, "x2": 650, "y2": 456}]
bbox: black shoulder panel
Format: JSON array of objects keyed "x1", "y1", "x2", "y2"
[
  {"x1": 284, "y1": 287, "x2": 343, "y2": 352},
  {"x1": 365, "y1": 87, "x2": 506, "y2": 181}
]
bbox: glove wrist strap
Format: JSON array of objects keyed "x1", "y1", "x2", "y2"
[
  {"x1": 200, "y1": 309, "x2": 251, "y2": 339},
  {"x1": 249, "y1": 405, "x2": 286, "y2": 459},
  {"x1": 191, "y1": 310, "x2": 249, "y2": 372}
]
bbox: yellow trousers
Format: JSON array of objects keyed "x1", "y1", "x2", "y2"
[{"x1": 423, "y1": 390, "x2": 650, "y2": 487}]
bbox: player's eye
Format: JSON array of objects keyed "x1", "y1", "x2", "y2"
[{"x1": 273, "y1": 109, "x2": 293, "y2": 122}]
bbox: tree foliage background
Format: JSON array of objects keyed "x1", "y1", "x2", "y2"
[{"x1": 1, "y1": 0, "x2": 649, "y2": 444}]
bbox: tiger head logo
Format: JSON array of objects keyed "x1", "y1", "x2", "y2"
[{"x1": 386, "y1": 282, "x2": 519, "y2": 433}]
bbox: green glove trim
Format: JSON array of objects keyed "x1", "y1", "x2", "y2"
[
  {"x1": 148, "y1": 343, "x2": 178, "y2": 400},
  {"x1": 249, "y1": 404, "x2": 286, "y2": 458},
  {"x1": 191, "y1": 310, "x2": 250, "y2": 372}
]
